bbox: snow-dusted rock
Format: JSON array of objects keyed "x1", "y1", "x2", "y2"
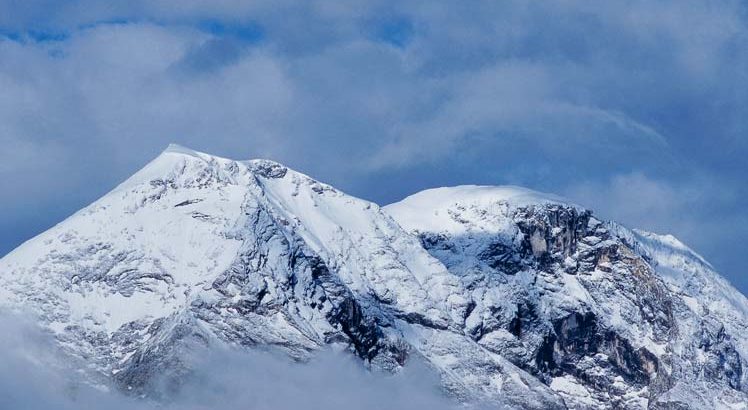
[
  {"x1": 0, "y1": 146, "x2": 746, "y2": 409},
  {"x1": 387, "y1": 185, "x2": 748, "y2": 409}
]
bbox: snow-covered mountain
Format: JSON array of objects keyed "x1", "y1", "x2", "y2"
[{"x1": 1, "y1": 145, "x2": 746, "y2": 409}]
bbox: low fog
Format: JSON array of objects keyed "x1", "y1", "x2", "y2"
[{"x1": 0, "y1": 314, "x2": 498, "y2": 410}]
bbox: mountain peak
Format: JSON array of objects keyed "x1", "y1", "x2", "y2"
[
  {"x1": 385, "y1": 185, "x2": 581, "y2": 234},
  {"x1": 163, "y1": 143, "x2": 205, "y2": 157},
  {"x1": 160, "y1": 144, "x2": 290, "y2": 178},
  {"x1": 392, "y1": 184, "x2": 575, "y2": 208},
  {"x1": 161, "y1": 143, "x2": 250, "y2": 165}
]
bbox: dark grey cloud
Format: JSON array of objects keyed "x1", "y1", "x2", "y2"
[{"x1": 0, "y1": 1, "x2": 746, "y2": 294}]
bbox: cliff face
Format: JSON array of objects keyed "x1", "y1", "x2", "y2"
[{"x1": 1, "y1": 146, "x2": 746, "y2": 409}]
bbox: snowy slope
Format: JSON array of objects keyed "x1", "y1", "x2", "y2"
[
  {"x1": 1, "y1": 147, "x2": 747, "y2": 409},
  {"x1": 0, "y1": 146, "x2": 560, "y2": 408}
]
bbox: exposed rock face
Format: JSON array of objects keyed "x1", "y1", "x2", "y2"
[
  {"x1": 1, "y1": 146, "x2": 747, "y2": 409},
  {"x1": 405, "y1": 202, "x2": 675, "y2": 407}
]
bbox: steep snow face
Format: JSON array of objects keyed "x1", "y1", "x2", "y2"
[
  {"x1": 630, "y1": 229, "x2": 748, "y2": 321},
  {"x1": 386, "y1": 187, "x2": 748, "y2": 409},
  {"x1": 1, "y1": 148, "x2": 747, "y2": 410},
  {"x1": 618, "y1": 228, "x2": 748, "y2": 406}
]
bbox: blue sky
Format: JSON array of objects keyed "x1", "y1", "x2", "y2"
[{"x1": 1, "y1": 1, "x2": 747, "y2": 294}]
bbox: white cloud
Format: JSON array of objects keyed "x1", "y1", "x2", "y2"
[
  {"x1": 0, "y1": 313, "x2": 490, "y2": 410},
  {"x1": 0, "y1": 0, "x2": 746, "y2": 291}
]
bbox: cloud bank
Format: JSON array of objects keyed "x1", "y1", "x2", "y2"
[
  {"x1": 0, "y1": 1, "x2": 746, "y2": 293},
  {"x1": 0, "y1": 313, "x2": 487, "y2": 410}
]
